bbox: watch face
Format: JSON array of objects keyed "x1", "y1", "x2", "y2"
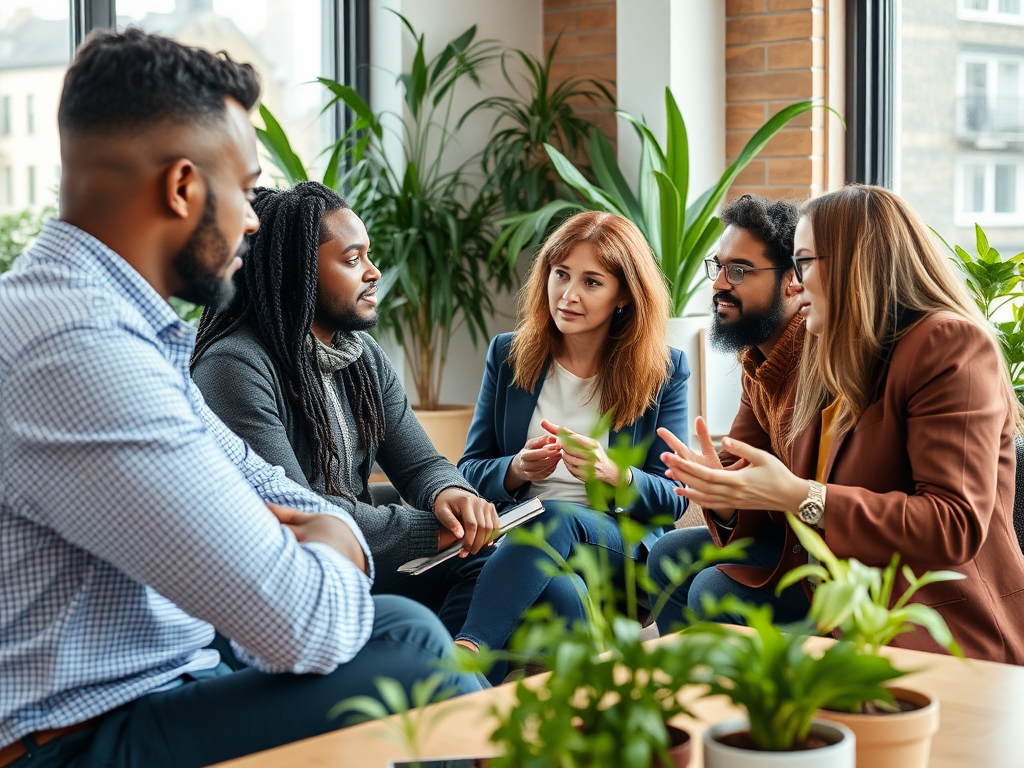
[{"x1": 799, "y1": 504, "x2": 821, "y2": 524}]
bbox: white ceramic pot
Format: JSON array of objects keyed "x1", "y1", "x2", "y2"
[{"x1": 702, "y1": 719, "x2": 855, "y2": 768}]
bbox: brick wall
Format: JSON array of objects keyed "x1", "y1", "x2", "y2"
[
  {"x1": 543, "y1": 0, "x2": 617, "y2": 142},
  {"x1": 725, "y1": 0, "x2": 832, "y2": 201}
]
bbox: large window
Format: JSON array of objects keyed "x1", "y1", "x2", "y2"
[
  {"x1": 893, "y1": 1, "x2": 1024, "y2": 257},
  {"x1": 0, "y1": 2, "x2": 70, "y2": 214},
  {"x1": 0, "y1": 0, "x2": 361, "y2": 215}
]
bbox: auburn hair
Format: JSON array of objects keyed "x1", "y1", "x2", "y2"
[
  {"x1": 508, "y1": 211, "x2": 671, "y2": 431},
  {"x1": 788, "y1": 184, "x2": 1023, "y2": 445}
]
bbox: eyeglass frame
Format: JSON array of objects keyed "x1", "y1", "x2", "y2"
[
  {"x1": 790, "y1": 255, "x2": 819, "y2": 283},
  {"x1": 704, "y1": 258, "x2": 789, "y2": 286}
]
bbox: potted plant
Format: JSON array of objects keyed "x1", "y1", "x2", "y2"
[
  {"x1": 774, "y1": 517, "x2": 965, "y2": 768},
  {"x1": 492, "y1": 91, "x2": 836, "y2": 438},
  {"x1": 468, "y1": 36, "x2": 614, "y2": 217},
  {"x1": 482, "y1": 424, "x2": 749, "y2": 768},
  {"x1": 682, "y1": 597, "x2": 903, "y2": 768}
]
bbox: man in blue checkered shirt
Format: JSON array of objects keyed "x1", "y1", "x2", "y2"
[{"x1": 0, "y1": 28, "x2": 481, "y2": 768}]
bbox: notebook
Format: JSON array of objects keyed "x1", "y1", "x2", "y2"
[{"x1": 397, "y1": 496, "x2": 546, "y2": 575}]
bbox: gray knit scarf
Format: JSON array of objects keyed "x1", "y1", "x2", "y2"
[{"x1": 311, "y1": 332, "x2": 364, "y2": 490}]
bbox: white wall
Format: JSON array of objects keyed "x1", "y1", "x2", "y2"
[{"x1": 369, "y1": 0, "x2": 542, "y2": 405}]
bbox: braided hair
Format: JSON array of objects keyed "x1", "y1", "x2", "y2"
[{"x1": 192, "y1": 181, "x2": 386, "y2": 497}]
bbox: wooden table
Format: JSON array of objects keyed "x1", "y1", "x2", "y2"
[{"x1": 216, "y1": 640, "x2": 1024, "y2": 768}]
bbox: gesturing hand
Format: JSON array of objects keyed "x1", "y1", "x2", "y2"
[
  {"x1": 433, "y1": 487, "x2": 499, "y2": 557},
  {"x1": 661, "y1": 435, "x2": 808, "y2": 514},
  {"x1": 268, "y1": 503, "x2": 368, "y2": 574},
  {"x1": 504, "y1": 434, "x2": 561, "y2": 491},
  {"x1": 541, "y1": 419, "x2": 629, "y2": 486}
]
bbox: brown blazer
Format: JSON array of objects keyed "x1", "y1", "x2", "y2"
[{"x1": 706, "y1": 313, "x2": 1024, "y2": 665}]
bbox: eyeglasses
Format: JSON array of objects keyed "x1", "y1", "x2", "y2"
[
  {"x1": 704, "y1": 258, "x2": 788, "y2": 286},
  {"x1": 790, "y1": 255, "x2": 819, "y2": 283}
]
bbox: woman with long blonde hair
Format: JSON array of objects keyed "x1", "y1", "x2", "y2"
[
  {"x1": 651, "y1": 185, "x2": 1024, "y2": 664},
  {"x1": 454, "y1": 211, "x2": 689, "y2": 675}
]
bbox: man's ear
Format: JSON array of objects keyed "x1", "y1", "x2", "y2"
[
  {"x1": 783, "y1": 270, "x2": 800, "y2": 296},
  {"x1": 164, "y1": 158, "x2": 202, "y2": 220}
]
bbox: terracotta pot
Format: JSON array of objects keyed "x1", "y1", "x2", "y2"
[
  {"x1": 702, "y1": 719, "x2": 855, "y2": 768},
  {"x1": 659, "y1": 724, "x2": 692, "y2": 768},
  {"x1": 411, "y1": 404, "x2": 476, "y2": 464},
  {"x1": 816, "y1": 687, "x2": 939, "y2": 768}
]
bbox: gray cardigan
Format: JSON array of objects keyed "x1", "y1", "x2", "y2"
[{"x1": 192, "y1": 325, "x2": 474, "y2": 562}]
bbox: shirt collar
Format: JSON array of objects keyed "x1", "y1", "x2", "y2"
[{"x1": 33, "y1": 219, "x2": 192, "y2": 341}]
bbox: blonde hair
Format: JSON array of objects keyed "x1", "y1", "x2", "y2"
[
  {"x1": 508, "y1": 211, "x2": 671, "y2": 431},
  {"x1": 789, "y1": 184, "x2": 1022, "y2": 444}
]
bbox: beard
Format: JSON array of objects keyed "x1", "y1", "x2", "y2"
[
  {"x1": 708, "y1": 281, "x2": 787, "y2": 353},
  {"x1": 171, "y1": 190, "x2": 245, "y2": 311},
  {"x1": 315, "y1": 282, "x2": 379, "y2": 333}
]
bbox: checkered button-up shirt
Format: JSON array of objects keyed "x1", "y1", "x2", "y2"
[{"x1": 0, "y1": 220, "x2": 375, "y2": 749}]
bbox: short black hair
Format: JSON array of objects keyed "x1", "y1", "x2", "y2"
[
  {"x1": 720, "y1": 194, "x2": 800, "y2": 269},
  {"x1": 58, "y1": 27, "x2": 261, "y2": 135}
]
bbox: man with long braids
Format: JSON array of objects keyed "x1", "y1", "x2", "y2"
[
  {"x1": 0, "y1": 30, "x2": 480, "y2": 768},
  {"x1": 192, "y1": 182, "x2": 499, "y2": 637}
]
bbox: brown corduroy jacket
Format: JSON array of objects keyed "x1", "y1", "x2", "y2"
[{"x1": 706, "y1": 312, "x2": 1024, "y2": 665}]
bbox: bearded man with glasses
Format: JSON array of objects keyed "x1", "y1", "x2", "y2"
[{"x1": 645, "y1": 193, "x2": 810, "y2": 632}]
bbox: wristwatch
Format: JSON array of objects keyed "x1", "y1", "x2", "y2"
[{"x1": 797, "y1": 480, "x2": 826, "y2": 526}]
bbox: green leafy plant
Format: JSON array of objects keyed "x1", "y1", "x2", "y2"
[
  {"x1": 328, "y1": 673, "x2": 466, "y2": 764},
  {"x1": 483, "y1": 415, "x2": 748, "y2": 767},
  {"x1": 0, "y1": 206, "x2": 55, "y2": 274},
  {"x1": 683, "y1": 597, "x2": 905, "y2": 751},
  {"x1": 494, "y1": 91, "x2": 837, "y2": 316},
  {"x1": 467, "y1": 36, "x2": 614, "y2": 217},
  {"x1": 938, "y1": 224, "x2": 1024, "y2": 403},
  {"x1": 256, "y1": 14, "x2": 510, "y2": 410},
  {"x1": 776, "y1": 517, "x2": 964, "y2": 659}
]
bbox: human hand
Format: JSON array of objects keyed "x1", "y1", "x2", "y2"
[
  {"x1": 433, "y1": 487, "x2": 499, "y2": 557},
  {"x1": 504, "y1": 434, "x2": 561, "y2": 491},
  {"x1": 541, "y1": 419, "x2": 628, "y2": 486},
  {"x1": 268, "y1": 503, "x2": 368, "y2": 574},
  {"x1": 661, "y1": 436, "x2": 808, "y2": 514}
]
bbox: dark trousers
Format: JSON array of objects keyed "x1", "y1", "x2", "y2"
[
  {"x1": 372, "y1": 545, "x2": 493, "y2": 638},
  {"x1": 646, "y1": 525, "x2": 811, "y2": 634},
  {"x1": 10, "y1": 596, "x2": 482, "y2": 768}
]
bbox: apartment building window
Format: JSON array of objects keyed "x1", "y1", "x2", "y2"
[
  {"x1": 958, "y1": 53, "x2": 1024, "y2": 139},
  {"x1": 957, "y1": 158, "x2": 1024, "y2": 224},
  {"x1": 26, "y1": 93, "x2": 34, "y2": 135},
  {"x1": 0, "y1": 96, "x2": 10, "y2": 136},
  {"x1": 961, "y1": 0, "x2": 1024, "y2": 23},
  {"x1": 26, "y1": 165, "x2": 36, "y2": 206},
  {"x1": 3, "y1": 166, "x2": 12, "y2": 207}
]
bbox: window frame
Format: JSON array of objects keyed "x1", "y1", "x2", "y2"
[
  {"x1": 70, "y1": 0, "x2": 369, "y2": 142},
  {"x1": 958, "y1": 0, "x2": 1024, "y2": 26},
  {"x1": 955, "y1": 154, "x2": 1024, "y2": 226}
]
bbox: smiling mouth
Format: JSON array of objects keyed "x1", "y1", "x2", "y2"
[{"x1": 557, "y1": 308, "x2": 581, "y2": 317}]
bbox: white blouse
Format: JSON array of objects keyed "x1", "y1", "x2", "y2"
[{"x1": 526, "y1": 360, "x2": 609, "y2": 506}]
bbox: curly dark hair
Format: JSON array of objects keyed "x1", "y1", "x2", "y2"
[
  {"x1": 59, "y1": 26, "x2": 261, "y2": 135},
  {"x1": 720, "y1": 194, "x2": 800, "y2": 269},
  {"x1": 192, "y1": 183, "x2": 386, "y2": 497}
]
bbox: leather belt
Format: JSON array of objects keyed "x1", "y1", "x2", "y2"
[{"x1": 0, "y1": 720, "x2": 96, "y2": 768}]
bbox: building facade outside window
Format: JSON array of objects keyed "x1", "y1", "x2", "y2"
[
  {"x1": 26, "y1": 92, "x2": 34, "y2": 135},
  {"x1": 899, "y1": 2, "x2": 1024, "y2": 260}
]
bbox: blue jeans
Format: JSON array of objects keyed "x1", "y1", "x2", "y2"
[
  {"x1": 9, "y1": 596, "x2": 482, "y2": 768},
  {"x1": 456, "y1": 502, "x2": 634, "y2": 672},
  {"x1": 647, "y1": 525, "x2": 810, "y2": 634}
]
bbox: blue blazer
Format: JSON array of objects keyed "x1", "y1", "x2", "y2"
[{"x1": 458, "y1": 333, "x2": 690, "y2": 534}]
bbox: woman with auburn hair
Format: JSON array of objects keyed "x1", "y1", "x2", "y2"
[
  {"x1": 650, "y1": 184, "x2": 1024, "y2": 664},
  {"x1": 454, "y1": 211, "x2": 689, "y2": 674}
]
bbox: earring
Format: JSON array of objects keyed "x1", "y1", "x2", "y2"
[{"x1": 615, "y1": 305, "x2": 625, "y2": 315}]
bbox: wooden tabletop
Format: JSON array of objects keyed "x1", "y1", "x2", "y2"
[{"x1": 216, "y1": 639, "x2": 1024, "y2": 768}]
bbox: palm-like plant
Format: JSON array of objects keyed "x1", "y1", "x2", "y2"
[
  {"x1": 467, "y1": 37, "x2": 614, "y2": 216},
  {"x1": 495, "y1": 90, "x2": 833, "y2": 316}
]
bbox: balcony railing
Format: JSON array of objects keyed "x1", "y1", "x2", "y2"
[{"x1": 958, "y1": 96, "x2": 1024, "y2": 142}]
